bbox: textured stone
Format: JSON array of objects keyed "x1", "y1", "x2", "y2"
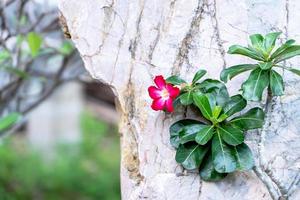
[{"x1": 58, "y1": 0, "x2": 300, "y2": 199}]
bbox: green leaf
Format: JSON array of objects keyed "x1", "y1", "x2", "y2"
[
  {"x1": 179, "y1": 91, "x2": 193, "y2": 105},
  {"x1": 179, "y1": 124, "x2": 207, "y2": 144},
  {"x1": 217, "y1": 114, "x2": 228, "y2": 123},
  {"x1": 285, "y1": 67, "x2": 300, "y2": 76},
  {"x1": 242, "y1": 68, "x2": 269, "y2": 101},
  {"x1": 212, "y1": 106, "x2": 222, "y2": 119},
  {"x1": 274, "y1": 45, "x2": 300, "y2": 63},
  {"x1": 233, "y1": 143, "x2": 254, "y2": 171},
  {"x1": 270, "y1": 70, "x2": 284, "y2": 96},
  {"x1": 263, "y1": 32, "x2": 281, "y2": 53},
  {"x1": 228, "y1": 45, "x2": 264, "y2": 61},
  {"x1": 220, "y1": 64, "x2": 257, "y2": 83},
  {"x1": 199, "y1": 154, "x2": 227, "y2": 181},
  {"x1": 230, "y1": 107, "x2": 265, "y2": 131},
  {"x1": 0, "y1": 112, "x2": 22, "y2": 132},
  {"x1": 223, "y1": 95, "x2": 246, "y2": 117},
  {"x1": 212, "y1": 132, "x2": 237, "y2": 173},
  {"x1": 195, "y1": 125, "x2": 215, "y2": 145},
  {"x1": 193, "y1": 92, "x2": 212, "y2": 120},
  {"x1": 0, "y1": 50, "x2": 11, "y2": 63},
  {"x1": 250, "y1": 34, "x2": 264, "y2": 48},
  {"x1": 271, "y1": 39, "x2": 295, "y2": 59},
  {"x1": 27, "y1": 32, "x2": 43, "y2": 57},
  {"x1": 3, "y1": 66, "x2": 30, "y2": 79},
  {"x1": 59, "y1": 41, "x2": 74, "y2": 55},
  {"x1": 170, "y1": 119, "x2": 202, "y2": 148},
  {"x1": 166, "y1": 75, "x2": 187, "y2": 85},
  {"x1": 258, "y1": 62, "x2": 273, "y2": 70},
  {"x1": 192, "y1": 69, "x2": 206, "y2": 84},
  {"x1": 175, "y1": 143, "x2": 208, "y2": 170},
  {"x1": 218, "y1": 125, "x2": 244, "y2": 146}
]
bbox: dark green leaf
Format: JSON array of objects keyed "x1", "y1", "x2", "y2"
[
  {"x1": 230, "y1": 107, "x2": 265, "y2": 130},
  {"x1": 3, "y1": 66, "x2": 30, "y2": 79},
  {"x1": 192, "y1": 69, "x2": 206, "y2": 84},
  {"x1": 170, "y1": 119, "x2": 202, "y2": 148},
  {"x1": 175, "y1": 143, "x2": 208, "y2": 170},
  {"x1": 179, "y1": 124, "x2": 207, "y2": 144},
  {"x1": 271, "y1": 39, "x2": 295, "y2": 59},
  {"x1": 270, "y1": 70, "x2": 284, "y2": 96},
  {"x1": 274, "y1": 45, "x2": 300, "y2": 63},
  {"x1": 212, "y1": 132, "x2": 237, "y2": 173},
  {"x1": 233, "y1": 143, "x2": 254, "y2": 170},
  {"x1": 193, "y1": 92, "x2": 212, "y2": 120},
  {"x1": 228, "y1": 45, "x2": 264, "y2": 61},
  {"x1": 220, "y1": 64, "x2": 257, "y2": 83},
  {"x1": 263, "y1": 32, "x2": 281, "y2": 52},
  {"x1": 180, "y1": 91, "x2": 193, "y2": 105},
  {"x1": 166, "y1": 75, "x2": 187, "y2": 85},
  {"x1": 27, "y1": 32, "x2": 42, "y2": 57},
  {"x1": 223, "y1": 95, "x2": 246, "y2": 117},
  {"x1": 242, "y1": 68, "x2": 269, "y2": 101},
  {"x1": 250, "y1": 34, "x2": 264, "y2": 48},
  {"x1": 0, "y1": 112, "x2": 22, "y2": 132},
  {"x1": 199, "y1": 154, "x2": 227, "y2": 181},
  {"x1": 218, "y1": 125, "x2": 244, "y2": 146},
  {"x1": 195, "y1": 125, "x2": 215, "y2": 145},
  {"x1": 258, "y1": 62, "x2": 273, "y2": 70}
]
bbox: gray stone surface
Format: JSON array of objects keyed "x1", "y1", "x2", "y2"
[{"x1": 58, "y1": 0, "x2": 300, "y2": 199}]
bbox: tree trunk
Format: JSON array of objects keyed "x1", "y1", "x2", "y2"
[{"x1": 58, "y1": 0, "x2": 300, "y2": 199}]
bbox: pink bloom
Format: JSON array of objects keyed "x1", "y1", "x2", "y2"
[{"x1": 148, "y1": 75, "x2": 180, "y2": 112}]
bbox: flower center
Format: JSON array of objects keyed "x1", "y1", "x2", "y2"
[{"x1": 161, "y1": 88, "x2": 170, "y2": 99}]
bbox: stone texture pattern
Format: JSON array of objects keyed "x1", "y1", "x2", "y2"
[{"x1": 58, "y1": 0, "x2": 300, "y2": 199}]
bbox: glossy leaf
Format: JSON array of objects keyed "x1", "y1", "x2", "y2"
[
  {"x1": 230, "y1": 107, "x2": 265, "y2": 130},
  {"x1": 270, "y1": 70, "x2": 284, "y2": 96},
  {"x1": 274, "y1": 45, "x2": 300, "y2": 63},
  {"x1": 192, "y1": 69, "x2": 206, "y2": 84},
  {"x1": 195, "y1": 125, "x2": 215, "y2": 145},
  {"x1": 180, "y1": 91, "x2": 193, "y2": 105},
  {"x1": 233, "y1": 143, "x2": 254, "y2": 170},
  {"x1": 199, "y1": 154, "x2": 227, "y2": 181},
  {"x1": 271, "y1": 39, "x2": 295, "y2": 59},
  {"x1": 263, "y1": 32, "x2": 281, "y2": 52},
  {"x1": 0, "y1": 112, "x2": 22, "y2": 132},
  {"x1": 250, "y1": 34, "x2": 264, "y2": 48},
  {"x1": 179, "y1": 124, "x2": 207, "y2": 144},
  {"x1": 193, "y1": 92, "x2": 212, "y2": 120},
  {"x1": 169, "y1": 119, "x2": 201, "y2": 148},
  {"x1": 220, "y1": 64, "x2": 257, "y2": 83},
  {"x1": 258, "y1": 62, "x2": 273, "y2": 70},
  {"x1": 218, "y1": 125, "x2": 244, "y2": 146},
  {"x1": 166, "y1": 75, "x2": 187, "y2": 85},
  {"x1": 212, "y1": 132, "x2": 237, "y2": 173},
  {"x1": 27, "y1": 32, "x2": 42, "y2": 57},
  {"x1": 212, "y1": 106, "x2": 222, "y2": 119},
  {"x1": 242, "y1": 68, "x2": 269, "y2": 101},
  {"x1": 175, "y1": 143, "x2": 208, "y2": 170},
  {"x1": 223, "y1": 94, "x2": 246, "y2": 117},
  {"x1": 228, "y1": 45, "x2": 264, "y2": 61}
]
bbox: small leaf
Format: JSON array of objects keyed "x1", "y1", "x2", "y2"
[
  {"x1": 228, "y1": 45, "x2": 264, "y2": 61},
  {"x1": 193, "y1": 92, "x2": 212, "y2": 120},
  {"x1": 3, "y1": 66, "x2": 30, "y2": 79},
  {"x1": 212, "y1": 106, "x2": 222, "y2": 119},
  {"x1": 218, "y1": 125, "x2": 244, "y2": 146},
  {"x1": 233, "y1": 143, "x2": 254, "y2": 171},
  {"x1": 170, "y1": 119, "x2": 202, "y2": 148},
  {"x1": 175, "y1": 143, "x2": 208, "y2": 170},
  {"x1": 263, "y1": 32, "x2": 281, "y2": 53},
  {"x1": 0, "y1": 50, "x2": 11, "y2": 63},
  {"x1": 27, "y1": 32, "x2": 43, "y2": 57},
  {"x1": 179, "y1": 91, "x2": 193, "y2": 105},
  {"x1": 0, "y1": 112, "x2": 22, "y2": 132},
  {"x1": 195, "y1": 125, "x2": 215, "y2": 145},
  {"x1": 270, "y1": 70, "x2": 284, "y2": 96},
  {"x1": 230, "y1": 107, "x2": 265, "y2": 130},
  {"x1": 212, "y1": 132, "x2": 237, "y2": 173},
  {"x1": 179, "y1": 123, "x2": 207, "y2": 144},
  {"x1": 250, "y1": 34, "x2": 264, "y2": 48},
  {"x1": 274, "y1": 45, "x2": 300, "y2": 63},
  {"x1": 223, "y1": 94, "x2": 246, "y2": 117},
  {"x1": 220, "y1": 64, "x2": 257, "y2": 83},
  {"x1": 242, "y1": 68, "x2": 269, "y2": 101},
  {"x1": 217, "y1": 114, "x2": 228, "y2": 123},
  {"x1": 286, "y1": 68, "x2": 300, "y2": 76},
  {"x1": 258, "y1": 62, "x2": 273, "y2": 70},
  {"x1": 199, "y1": 154, "x2": 227, "y2": 181},
  {"x1": 271, "y1": 39, "x2": 295, "y2": 59},
  {"x1": 192, "y1": 69, "x2": 207, "y2": 84},
  {"x1": 166, "y1": 75, "x2": 187, "y2": 85},
  {"x1": 59, "y1": 41, "x2": 74, "y2": 55}
]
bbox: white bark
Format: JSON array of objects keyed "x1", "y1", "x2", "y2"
[{"x1": 58, "y1": 0, "x2": 300, "y2": 199}]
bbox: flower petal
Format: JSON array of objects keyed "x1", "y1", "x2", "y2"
[
  {"x1": 166, "y1": 84, "x2": 180, "y2": 98},
  {"x1": 151, "y1": 98, "x2": 166, "y2": 111},
  {"x1": 165, "y1": 98, "x2": 174, "y2": 112},
  {"x1": 148, "y1": 86, "x2": 161, "y2": 99},
  {"x1": 154, "y1": 75, "x2": 166, "y2": 89}
]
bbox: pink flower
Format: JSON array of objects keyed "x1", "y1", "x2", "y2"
[{"x1": 148, "y1": 75, "x2": 180, "y2": 112}]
